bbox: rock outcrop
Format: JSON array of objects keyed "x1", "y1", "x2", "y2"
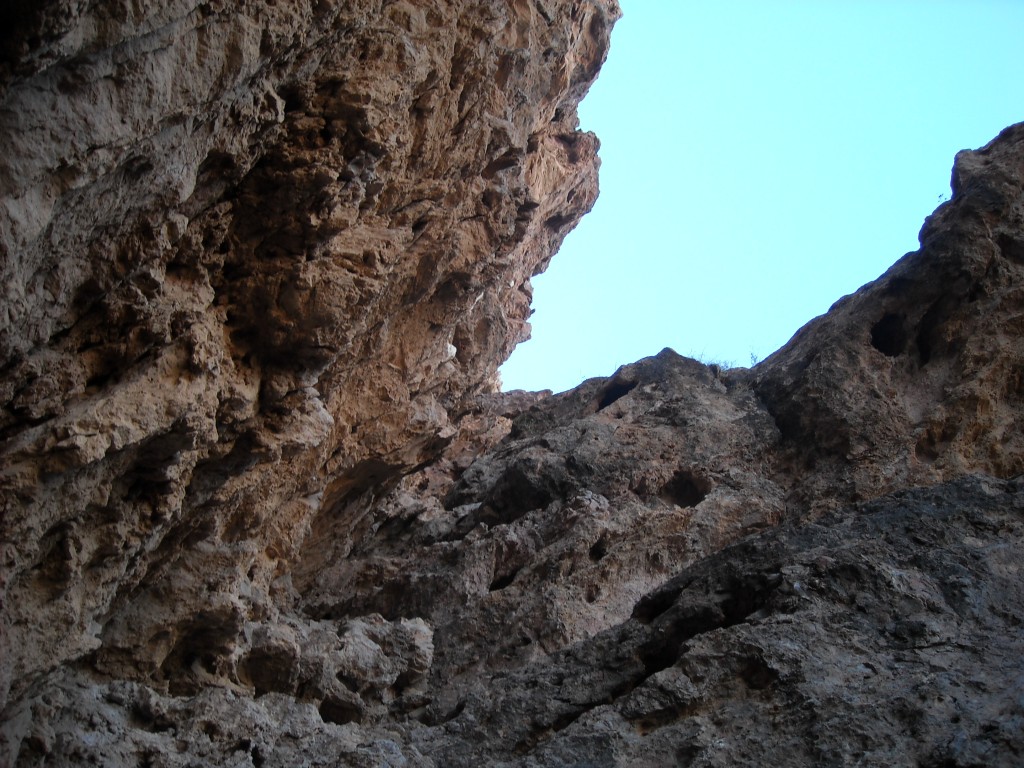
[
  {"x1": 2, "y1": 1, "x2": 1023, "y2": 766},
  {"x1": 0, "y1": 0, "x2": 615, "y2": 732}
]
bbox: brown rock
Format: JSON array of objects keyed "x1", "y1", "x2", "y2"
[
  {"x1": 2, "y1": 0, "x2": 1024, "y2": 766},
  {"x1": 753, "y1": 123, "x2": 1024, "y2": 510},
  {"x1": 0, "y1": 0, "x2": 619, "y2": 747}
]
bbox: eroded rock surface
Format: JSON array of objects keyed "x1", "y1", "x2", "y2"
[
  {"x1": 2, "y1": 1, "x2": 1023, "y2": 766},
  {"x1": 0, "y1": 0, "x2": 616, "y2": 730}
]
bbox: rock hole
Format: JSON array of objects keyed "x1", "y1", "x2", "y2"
[
  {"x1": 319, "y1": 696, "x2": 362, "y2": 725},
  {"x1": 468, "y1": 457, "x2": 567, "y2": 526},
  {"x1": 543, "y1": 212, "x2": 573, "y2": 231},
  {"x1": 239, "y1": 647, "x2": 298, "y2": 697},
  {"x1": 482, "y1": 150, "x2": 520, "y2": 179},
  {"x1": 915, "y1": 434, "x2": 940, "y2": 463},
  {"x1": 196, "y1": 149, "x2": 235, "y2": 182},
  {"x1": 129, "y1": 701, "x2": 175, "y2": 733},
  {"x1": 159, "y1": 616, "x2": 238, "y2": 695},
  {"x1": 739, "y1": 655, "x2": 778, "y2": 690},
  {"x1": 596, "y1": 378, "x2": 638, "y2": 411},
  {"x1": 659, "y1": 469, "x2": 711, "y2": 508},
  {"x1": 200, "y1": 720, "x2": 221, "y2": 739},
  {"x1": 997, "y1": 232, "x2": 1024, "y2": 264},
  {"x1": 489, "y1": 567, "x2": 520, "y2": 591},
  {"x1": 516, "y1": 200, "x2": 540, "y2": 222},
  {"x1": 336, "y1": 671, "x2": 361, "y2": 693},
  {"x1": 85, "y1": 370, "x2": 113, "y2": 391},
  {"x1": 632, "y1": 584, "x2": 683, "y2": 624},
  {"x1": 279, "y1": 84, "x2": 303, "y2": 113},
  {"x1": 588, "y1": 537, "x2": 608, "y2": 561},
  {"x1": 433, "y1": 271, "x2": 473, "y2": 301},
  {"x1": 121, "y1": 156, "x2": 153, "y2": 180},
  {"x1": 870, "y1": 312, "x2": 908, "y2": 357}
]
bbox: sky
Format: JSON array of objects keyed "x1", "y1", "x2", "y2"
[{"x1": 499, "y1": 0, "x2": 1024, "y2": 393}]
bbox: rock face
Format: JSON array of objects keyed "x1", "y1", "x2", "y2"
[
  {"x1": 0, "y1": 0, "x2": 615, "y2": 732},
  {"x1": 1, "y1": 1, "x2": 1023, "y2": 766}
]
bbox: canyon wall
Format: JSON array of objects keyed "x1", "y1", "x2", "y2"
[{"x1": 1, "y1": 1, "x2": 1023, "y2": 766}]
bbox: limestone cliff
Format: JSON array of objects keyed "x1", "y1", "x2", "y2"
[{"x1": 1, "y1": 1, "x2": 1023, "y2": 766}]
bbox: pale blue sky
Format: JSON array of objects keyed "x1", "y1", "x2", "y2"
[{"x1": 500, "y1": 0, "x2": 1024, "y2": 392}]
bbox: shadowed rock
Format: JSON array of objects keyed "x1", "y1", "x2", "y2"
[{"x1": 2, "y1": 1, "x2": 1024, "y2": 766}]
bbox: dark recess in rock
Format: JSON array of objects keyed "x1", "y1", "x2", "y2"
[
  {"x1": 595, "y1": 377, "x2": 638, "y2": 410},
  {"x1": 659, "y1": 468, "x2": 712, "y2": 508},
  {"x1": 871, "y1": 312, "x2": 909, "y2": 356}
]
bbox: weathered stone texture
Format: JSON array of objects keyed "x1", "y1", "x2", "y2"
[
  {"x1": 2, "y1": 1, "x2": 1024, "y2": 766},
  {"x1": 0, "y1": 0, "x2": 617, "y2": 753}
]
